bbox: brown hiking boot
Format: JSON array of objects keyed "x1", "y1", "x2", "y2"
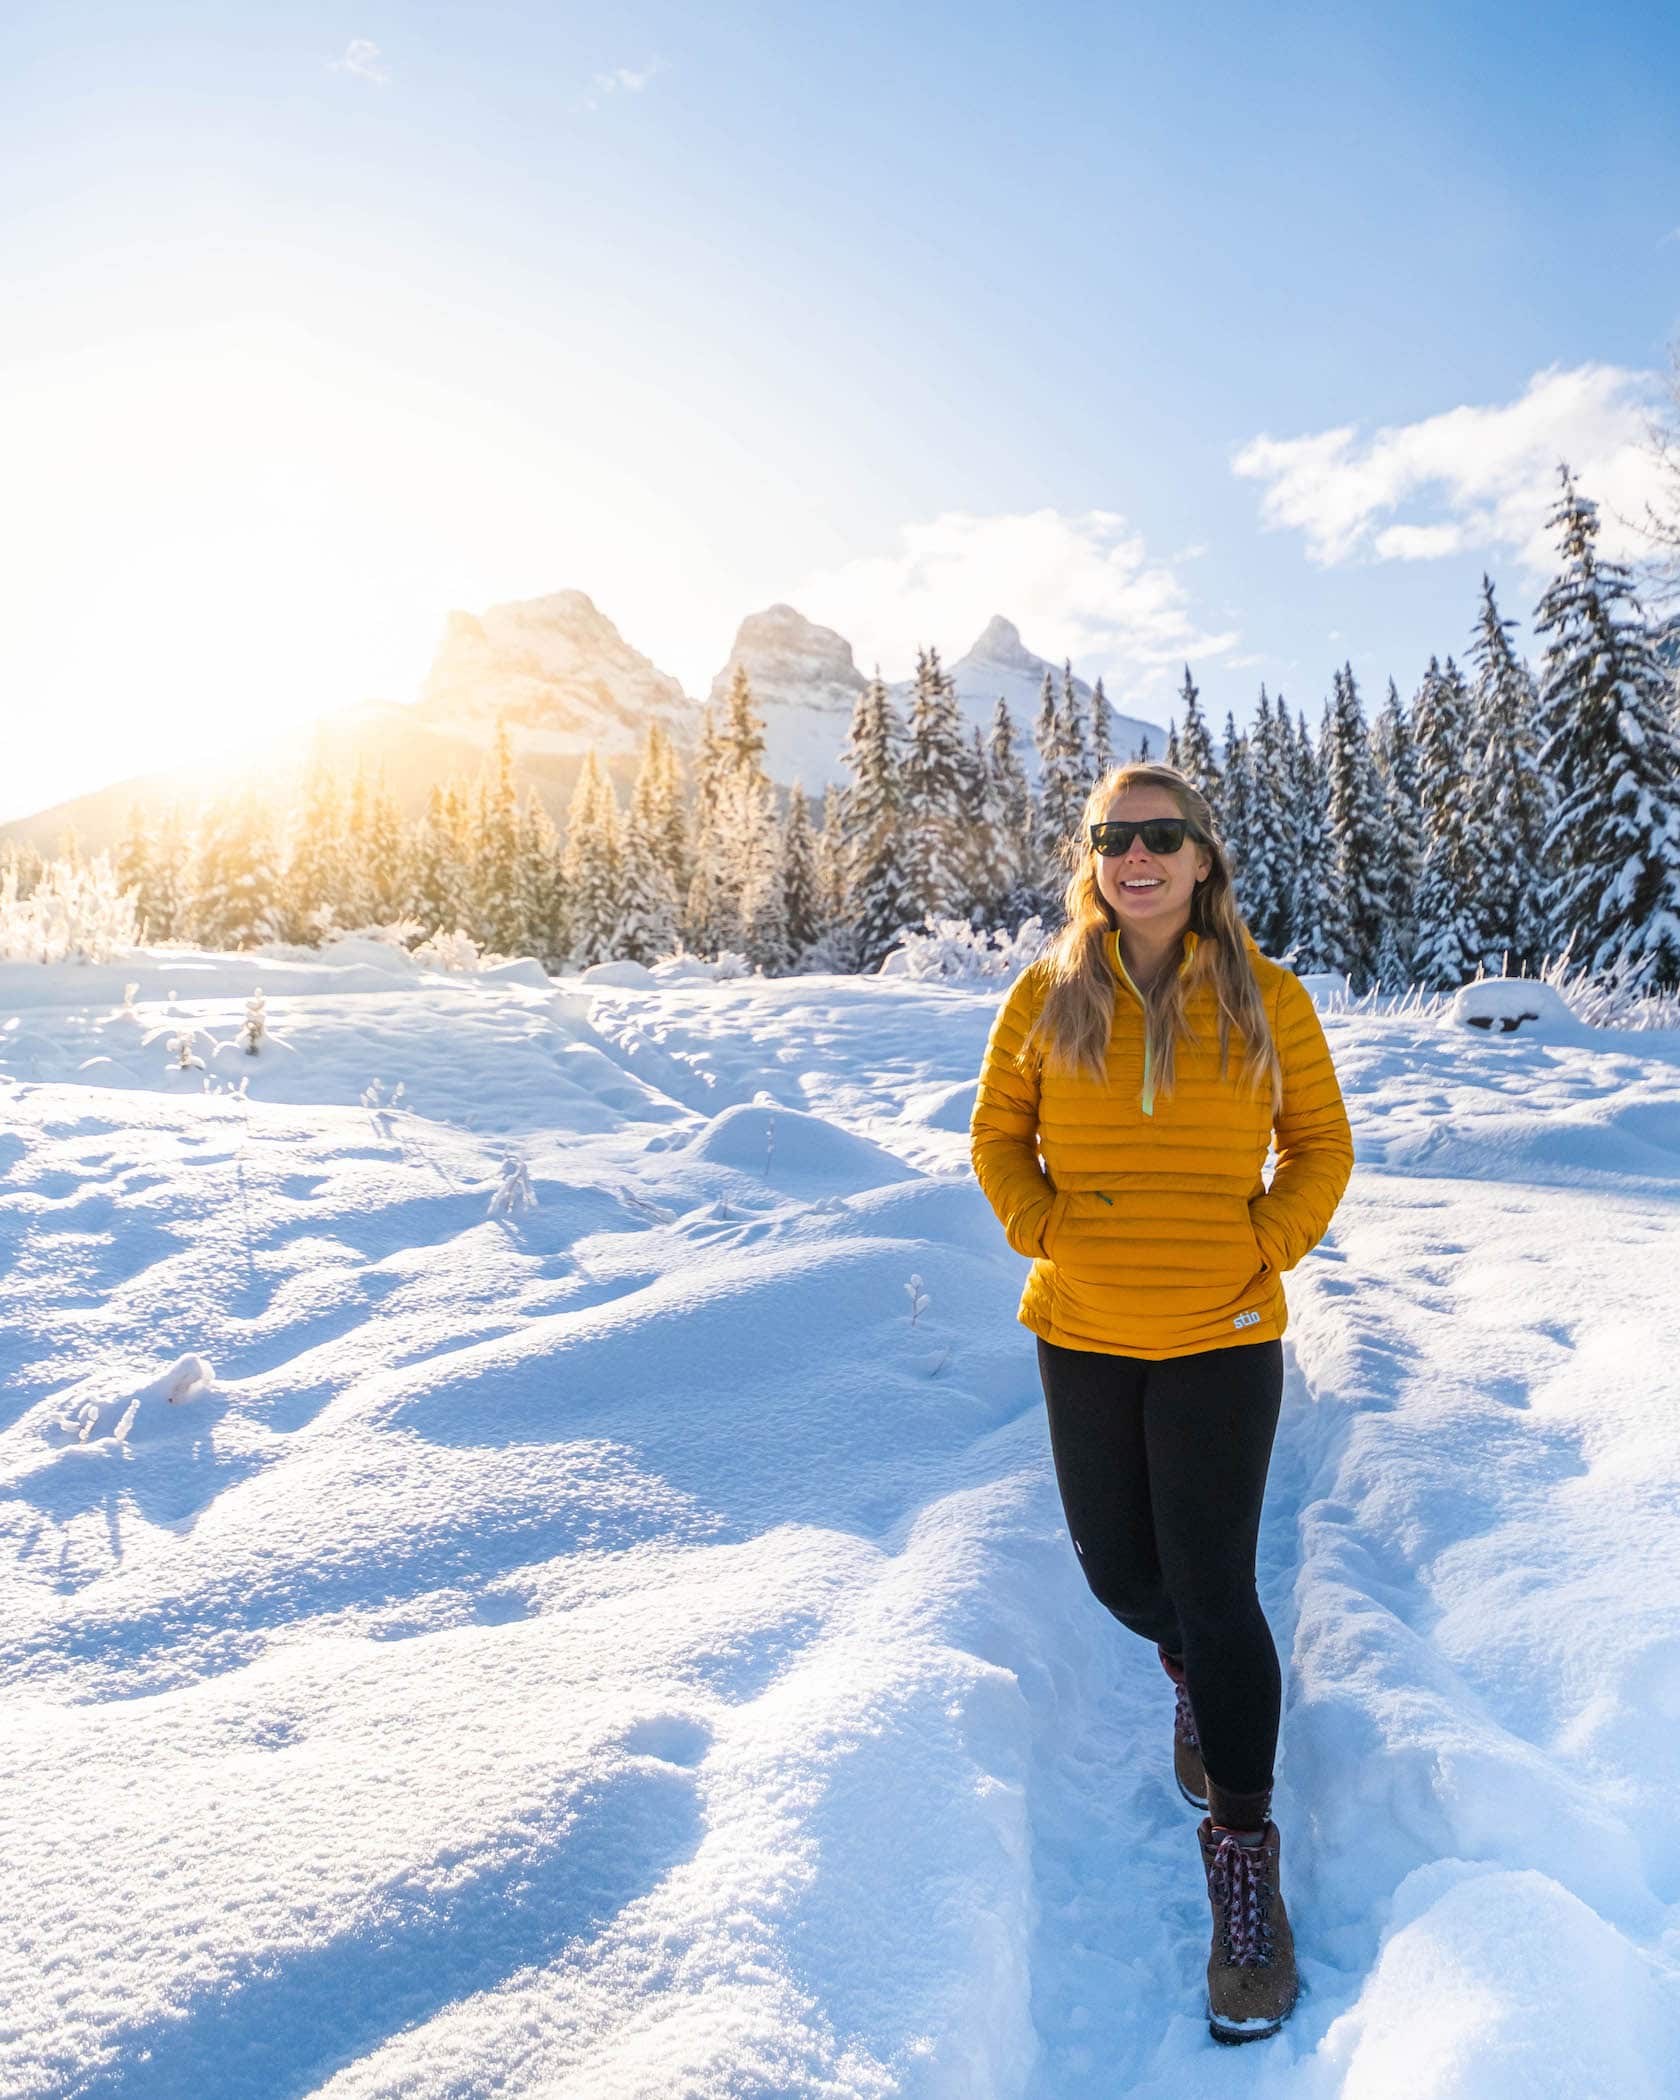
[
  {"x1": 1196, "y1": 1817, "x2": 1299, "y2": 2044},
  {"x1": 1157, "y1": 1647, "x2": 1207, "y2": 1809}
]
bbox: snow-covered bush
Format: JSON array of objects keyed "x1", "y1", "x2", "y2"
[
  {"x1": 0, "y1": 854, "x2": 140, "y2": 964},
  {"x1": 412, "y1": 927, "x2": 485, "y2": 973},
  {"x1": 487, "y1": 1157, "x2": 538, "y2": 1217},
  {"x1": 881, "y1": 915, "x2": 1047, "y2": 984},
  {"x1": 238, "y1": 988, "x2": 266, "y2": 1054}
]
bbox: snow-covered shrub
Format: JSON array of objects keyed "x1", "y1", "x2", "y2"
[
  {"x1": 1538, "y1": 947, "x2": 1680, "y2": 1031},
  {"x1": 164, "y1": 1030, "x2": 205, "y2": 1073},
  {"x1": 488, "y1": 1157, "x2": 537, "y2": 1217},
  {"x1": 238, "y1": 988, "x2": 266, "y2": 1054},
  {"x1": 412, "y1": 926, "x2": 485, "y2": 973},
  {"x1": 882, "y1": 915, "x2": 1047, "y2": 984},
  {"x1": 0, "y1": 854, "x2": 140, "y2": 964},
  {"x1": 906, "y1": 1273, "x2": 929, "y2": 1327}
]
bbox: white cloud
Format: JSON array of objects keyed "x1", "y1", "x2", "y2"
[
  {"x1": 785, "y1": 508, "x2": 1238, "y2": 692},
  {"x1": 329, "y1": 38, "x2": 390, "y2": 86},
  {"x1": 1231, "y1": 363, "x2": 1669, "y2": 575},
  {"x1": 576, "y1": 58, "x2": 660, "y2": 111}
]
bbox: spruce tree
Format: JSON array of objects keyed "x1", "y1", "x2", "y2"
[
  {"x1": 1219, "y1": 711, "x2": 1254, "y2": 882},
  {"x1": 410, "y1": 784, "x2": 460, "y2": 936},
  {"x1": 519, "y1": 788, "x2": 565, "y2": 969},
  {"x1": 150, "y1": 801, "x2": 189, "y2": 942},
  {"x1": 1176, "y1": 666, "x2": 1221, "y2": 805},
  {"x1": 1533, "y1": 466, "x2": 1680, "y2": 984},
  {"x1": 618, "y1": 734, "x2": 681, "y2": 963},
  {"x1": 285, "y1": 734, "x2": 346, "y2": 943},
  {"x1": 778, "y1": 783, "x2": 823, "y2": 966},
  {"x1": 563, "y1": 753, "x2": 625, "y2": 967},
  {"x1": 1091, "y1": 675, "x2": 1114, "y2": 777},
  {"x1": 114, "y1": 800, "x2": 157, "y2": 942},
  {"x1": 902, "y1": 645, "x2": 969, "y2": 920},
  {"x1": 1164, "y1": 718, "x2": 1181, "y2": 770},
  {"x1": 1464, "y1": 576, "x2": 1549, "y2": 975},
  {"x1": 187, "y1": 784, "x2": 280, "y2": 951},
  {"x1": 474, "y1": 717, "x2": 526, "y2": 955},
  {"x1": 1289, "y1": 709, "x2": 1337, "y2": 973},
  {"x1": 988, "y1": 695, "x2": 1037, "y2": 930},
  {"x1": 1243, "y1": 688, "x2": 1292, "y2": 953},
  {"x1": 815, "y1": 781, "x2": 854, "y2": 957},
  {"x1": 1411, "y1": 656, "x2": 1482, "y2": 988},
  {"x1": 1322, "y1": 665, "x2": 1388, "y2": 989},
  {"x1": 1059, "y1": 659, "x2": 1091, "y2": 790},
  {"x1": 367, "y1": 769, "x2": 408, "y2": 925},
  {"x1": 341, "y1": 763, "x2": 377, "y2": 930},
  {"x1": 840, "y1": 670, "x2": 914, "y2": 969},
  {"x1": 1371, "y1": 677, "x2": 1424, "y2": 989}
]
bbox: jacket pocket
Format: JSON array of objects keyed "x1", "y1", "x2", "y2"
[{"x1": 1040, "y1": 1188, "x2": 1072, "y2": 1259}]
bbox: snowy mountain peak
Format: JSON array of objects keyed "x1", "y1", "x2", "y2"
[
  {"x1": 416, "y1": 589, "x2": 696, "y2": 757},
  {"x1": 961, "y1": 614, "x2": 1043, "y2": 672},
  {"x1": 707, "y1": 604, "x2": 867, "y2": 790}
]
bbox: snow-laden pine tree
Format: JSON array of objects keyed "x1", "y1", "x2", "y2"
[
  {"x1": 519, "y1": 788, "x2": 565, "y2": 969},
  {"x1": 719, "y1": 662, "x2": 769, "y2": 783},
  {"x1": 340, "y1": 764, "x2": 377, "y2": 931},
  {"x1": 617, "y1": 734, "x2": 681, "y2": 964},
  {"x1": 778, "y1": 783, "x2": 823, "y2": 967},
  {"x1": 1218, "y1": 711, "x2": 1254, "y2": 883},
  {"x1": 1322, "y1": 664, "x2": 1388, "y2": 989},
  {"x1": 1242, "y1": 689, "x2": 1292, "y2": 954},
  {"x1": 284, "y1": 734, "x2": 347, "y2": 944},
  {"x1": 114, "y1": 800, "x2": 157, "y2": 942},
  {"x1": 474, "y1": 718, "x2": 526, "y2": 956},
  {"x1": 1411, "y1": 656, "x2": 1482, "y2": 989},
  {"x1": 902, "y1": 645, "x2": 969, "y2": 921},
  {"x1": 1533, "y1": 466, "x2": 1680, "y2": 985},
  {"x1": 409, "y1": 783, "x2": 464, "y2": 937},
  {"x1": 1175, "y1": 667, "x2": 1221, "y2": 806},
  {"x1": 1370, "y1": 678, "x2": 1423, "y2": 989},
  {"x1": 1033, "y1": 668, "x2": 1082, "y2": 903},
  {"x1": 1091, "y1": 676, "x2": 1114, "y2": 777},
  {"x1": 814, "y1": 782, "x2": 854, "y2": 958},
  {"x1": 562, "y1": 752, "x2": 625, "y2": 967},
  {"x1": 955, "y1": 723, "x2": 1002, "y2": 923},
  {"x1": 840, "y1": 671, "x2": 914, "y2": 970},
  {"x1": 1289, "y1": 710, "x2": 1338, "y2": 973},
  {"x1": 149, "y1": 801, "x2": 189, "y2": 942},
  {"x1": 737, "y1": 774, "x2": 787, "y2": 973},
  {"x1": 367, "y1": 769, "x2": 409, "y2": 926},
  {"x1": 1058, "y1": 659, "x2": 1092, "y2": 790},
  {"x1": 988, "y1": 695, "x2": 1038, "y2": 930},
  {"x1": 1164, "y1": 718, "x2": 1181, "y2": 770},
  {"x1": 1465, "y1": 574, "x2": 1550, "y2": 976},
  {"x1": 186, "y1": 785, "x2": 281, "y2": 951},
  {"x1": 639, "y1": 721, "x2": 686, "y2": 909}
]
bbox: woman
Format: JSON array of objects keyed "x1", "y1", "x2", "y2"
[{"x1": 969, "y1": 761, "x2": 1352, "y2": 2044}]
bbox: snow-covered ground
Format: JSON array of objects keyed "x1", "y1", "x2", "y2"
[{"x1": 3, "y1": 948, "x2": 1679, "y2": 2099}]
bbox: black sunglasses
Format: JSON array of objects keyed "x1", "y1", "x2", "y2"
[{"x1": 1088, "y1": 817, "x2": 1205, "y2": 857}]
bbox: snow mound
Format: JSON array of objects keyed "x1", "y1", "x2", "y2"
[
  {"x1": 1448, "y1": 979, "x2": 1579, "y2": 1037},
  {"x1": 46, "y1": 1354, "x2": 219, "y2": 1445},
  {"x1": 578, "y1": 959, "x2": 656, "y2": 988},
  {"x1": 684, "y1": 1102, "x2": 921, "y2": 1194},
  {"x1": 478, "y1": 957, "x2": 552, "y2": 989},
  {"x1": 1324, "y1": 1862, "x2": 1679, "y2": 2098},
  {"x1": 900, "y1": 1079, "x2": 979, "y2": 1133}
]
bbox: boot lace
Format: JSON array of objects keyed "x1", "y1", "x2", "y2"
[
  {"x1": 1210, "y1": 1832, "x2": 1274, "y2": 1966},
  {"x1": 1173, "y1": 1679, "x2": 1200, "y2": 1752}
]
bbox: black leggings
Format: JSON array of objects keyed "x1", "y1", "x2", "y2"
[{"x1": 1036, "y1": 1335, "x2": 1285, "y2": 1796}]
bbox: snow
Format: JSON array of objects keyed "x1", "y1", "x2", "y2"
[{"x1": 3, "y1": 950, "x2": 1680, "y2": 2096}]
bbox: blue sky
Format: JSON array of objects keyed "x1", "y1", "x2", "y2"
[{"x1": 4, "y1": 0, "x2": 1678, "y2": 819}]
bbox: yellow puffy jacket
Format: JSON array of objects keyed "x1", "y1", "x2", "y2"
[{"x1": 970, "y1": 929, "x2": 1353, "y2": 1360}]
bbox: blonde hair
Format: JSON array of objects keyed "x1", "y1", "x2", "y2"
[{"x1": 1020, "y1": 762, "x2": 1283, "y2": 1114}]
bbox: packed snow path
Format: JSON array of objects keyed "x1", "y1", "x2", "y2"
[{"x1": 2, "y1": 953, "x2": 1678, "y2": 2098}]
